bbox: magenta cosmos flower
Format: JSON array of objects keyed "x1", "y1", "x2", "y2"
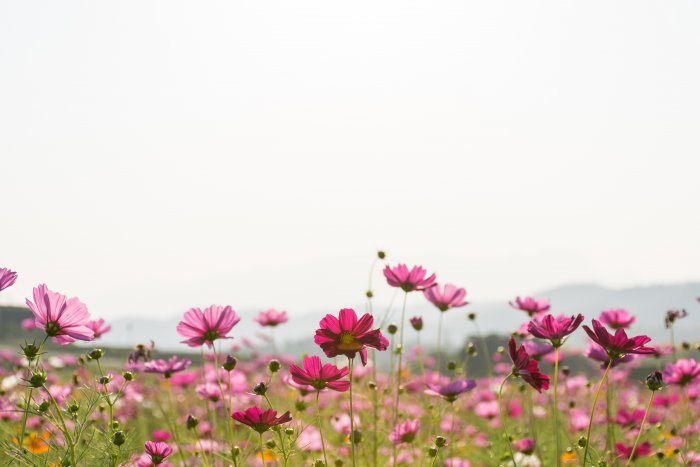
[
  {"x1": 423, "y1": 283, "x2": 468, "y2": 312},
  {"x1": 383, "y1": 264, "x2": 437, "y2": 292},
  {"x1": 582, "y1": 319, "x2": 654, "y2": 360},
  {"x1": 26, "y1": 284, "x2": 93, "y2": 345},
  {"x1": 615, "y1": 441, "x2": 652, "y2": 461},
  {"x1": 232, "y1": 406, "x2": 292, "y2": 433},
  {"x1": 176, "y1": 305, "x2": 240, "y2": 348},
  {"x1": 527, "y1": 313, "x2": 584, "y2": 347},
  {"x1": 289, "y1": 355, "x2": 350, "y2": 392},
  {"x1": 508, "y1": 337, "x2": 550, "y2": 392},
  {"x1": 144, "y1": 356, "x2": 192, "y2": 379},
  {"x1": 509, "y1": 296, "x2": 550, "y2": 317},
  {"x1": 425, "y1": 379, "x2": 476, "y2": 402},
  {"x1": 663, "y1": 358, "x2": 700, "y2": 386},
  {"x1": 86, "y1": 318, "x2": 112, "y2": 339},
  {"x1": 512, "y1": 438, "x2": 536, "y2": 455},
  {"x1": 598, "y1": 309, "x2": 635, "y2": 329},
  {"x1": 314, "y1": 308, "x2": 389, "y2": 366},
  {"x1": 0, "y1": 268, "x2": 18, "y2": 292},
  {"x1": 584, "y1": 342, "x2": 633, "y2": 369},
  {"x1": 144, "y1": 441, "x2": 173, "y2": 465},
  {"x1": 254, "y1": 308, "x2": 288, "y2": 327},
  {"x1": 389, "y1": 419, "x2": 420, "y2": 445}
]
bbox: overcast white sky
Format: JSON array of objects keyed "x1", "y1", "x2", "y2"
[{"x1": 1, "y1": 1, "x2": 699, "y2": 320}]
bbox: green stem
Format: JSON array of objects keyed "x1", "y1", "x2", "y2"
[
  {"x1": 473, "y1": 320, "x2": 493, "y2": 378},
  {"x1": 259, "y1": 432, "x2": 266, "y2": 467},
  {"x1": 44, "y1": 386, "x2": 76, "y2": 466},
  {"x1": 553, "y1": 346, "x2": 561, "y2": 467},
  {"x1": 17, "y1": 336, "x2": 48, "y2": 451},
  {"x1": 624, "y1": 390, "x2": 654, "y2": 467},
  {"x1": 582, "y1": 359, "x2": 613, "y2": 467},
  {"x1": 498, "y1": 374, "x2": 516, "y2": 467},
  {"x1": 212, "y1": 346, "x2": 235, "y2": 451},
  {"x1": 316, "y1": 392, "x2": 328, "y2": 466},
  {"x1": 348, "y1": 357, "x2": 356, "y2": 467},
  {"x1": 437, "y1": 311, "x2": 444, "y2": 370},
  {"x1": 393, "y1": 292, "x2": 408, "y2": 424}
]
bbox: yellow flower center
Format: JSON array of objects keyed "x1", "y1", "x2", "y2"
[{"x1": 337, "y1": 332, "x2": 361, "y2": 351}]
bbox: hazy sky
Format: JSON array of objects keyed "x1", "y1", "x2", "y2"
[{"x1": 2, "y1": 1, "x2": 699, "y2": 321}]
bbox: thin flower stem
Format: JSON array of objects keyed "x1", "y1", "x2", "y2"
[
  {"x1": 259, "y1": 432, "x2": 266, "y2": 467},
  {"x1": 498, "y1": 374, "x2": 517, "y2": 467},
  {"x1": 211, "y1": 346, "x2": 235, "y2": 451},
  {"x1": 316, "y1": 392, "x2": 328, "y2": 467},
  {"x1": 582, "y1": 359, "x2": 613, "y2": 467},
  {"x1": 624, "y1": 390, "x2": 654, "y2": 467},
  {"x1": 393, "y1": 291, "x2": 409, "y2": 424},
  {"x1": 553, "y1": 346, "x2": 561, "y2": 467},
  {"x1": 44, "y1": 385, "x2": 76, "y2": 466},
  {"x1": 17, "y1": 336, "x2": 48, "y2": 451},
  {"x1": 166, "y1": 381, "x2": 188, "y2": 467},
  {"x1": 348, "y1": 357, "x2": 356, "y2": 467},
  {"x1": 436, "y1": 311, "x2": 444, "y2": 370}
]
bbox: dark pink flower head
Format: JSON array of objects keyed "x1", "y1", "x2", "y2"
[
  {"x1": 383, "y1": 264, "x2": 437, "y2": 292},
  {"x1": 615, "y1": 408, "x2": 646, "y2": 427},
  {"x1": 0, "y1": 268, "x2": 18, "y2": 292},
  {"x1": 509, "y1": 296, "x2": 550, "y2": 317},
  {"x1": 314, "y1": 308, "x2": 389, "y2": 366},
  {"x1": 254, "y1": 308, "x2": 288, "y2": 327},
  {"x1": 176, "y1": 305, "x2": 240, "y2": 348},
  {"x1": 232, "y1": 406, "x2": 292, "y2": 433},
  {"x1": 508, "y1": 337, "x2": 550, "y2": 393},
  {"x1": 582, "y1": 319, "x2": 654, "y2": 361},
  {"x1": 144, "y1": 356, "x2": 192, "y2": 379},
  {"x1": 663, "y1": 358, "x2": 700, "y2": 386},
  {"x1": 521, "y1": 340, "x2": 554, "y2": 361},
  {"x1": 86, "y1": 318, "x2": 112, "y2": 340},
  {"x1": 26, "y1": 284, "x2": 93, "y2": 345},
  {"x1": 598, "y1": 309, "x2": 636, "y2": 330},
  {"x1": 424, "y1": 379, "x2": 476, "y2": 403},
  {"x1": 615, "y1": 441, "x2": 652, "y2": 460},
  {"x1": 423, "y1": 283, "x2": 468, "y2": 312},
  {"x1": 388, "y1": 419, "x2": 420, "y2": 445},
  {"x1": 527, "y1": 313, "x2": 584, "y2": 347},
  {"x1": 289, "y1": 355, "x2": 350, "y2": 392},
  {"x1": 512, "y1": 438, "x2": 536, "y2": 455},
  {"x1": 584, "y1": 342, "x2": 634, "y2": 369},
  {"x1": 144, "y1": 440, "x2": 173, "y2": 465}
]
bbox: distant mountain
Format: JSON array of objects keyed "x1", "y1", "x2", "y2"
[{"x1": 2, "y1": 283, "x2": 698, "y2": 354}]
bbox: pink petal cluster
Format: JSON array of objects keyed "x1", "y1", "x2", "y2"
[
  {"x1": 86, "y1": 318, "x2": 112, "y2": 339},
  {"x1": 582, "y1": 319, "x2": 654, "y2": 360},
  {"x1": 314, "y1": 308, "x2": 388, "y2": 366},
  {"x1": 389, "y1": 419, "x2": 420, "y2": 445},
  {"x1": 144, "y1": 440, "x2": 173, "y2": 465},
  {"x1": 232, "y1": 406, "x2": 292, "y2": 433},
  {"x1": 144, "y1": 356, "x2": 192, "y2": 379},
  {"x1": 0, "y1": 268, "x2": 18, "y2": 292},
  {"x1": 289, "y1": 355, "x2": 350, "y2": 392},
  {"x1": 527, "y1": 313, "x2": 584, "y2": 347},
  {"x1": 383, "y1": 264, "x2": 437, "y2": 292},
  {"x1": 25, "y1": 284, "x2": 93, "y2": 345},
  {"x1": 254, "y1": 308, "x2": 288, "y2": 327},
  {"x1": 508, "y1": 337, "x2": 550, "y2": 393},
  {"x1": 509, "y1": 296, "x2": 550, "y2": 317},
  {"x1": 423, "y1": 283, "x2": 468, "y2": 312},
  {"x1": 176, "y1": 305, "x2": 240, "y2": 348},
  {"x1": 663, "y1": 358, "x2": 700, "y2": 386},
  {"x1": 598, "y1": 308, "x2": 636, "y2": 329}
]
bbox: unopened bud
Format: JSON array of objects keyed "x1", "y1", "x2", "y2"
[
  {"x1": 88, "y1": 348, "x2": 104, "y2": 360},
  {"x1": 268, "y1": 360, "x2": 281, "y2": 373},
  {"x1": 447, "y1": 361, "x2": 457, "y2": 371},
  {"x1": 435, "y1": 436, "x2": 447, "y2": 448},
  {"x1": 285, "y1": 427, "x2": 294, "y2": 436},
  {"x1": 186, "y1": 415, "x2": 199, "y2": 430},
  {"x1": 387, "y1": 324, "x2": 398, "y2": 335},
  {"x1": 428, "y1": 446, "x2": 438, "y2": 457},
  {"x1": 223, "y1": 355, "x2": 237, "y2": 372},
  {"x1": 28, "y1": 370, "x2": 47, "y2": 388},
  {"x1": 351, "y1": 430, "x2": 362, "y2": 444},
  {"x1": 467, "y1": 312, "x2": 476, "y2": 321},
  {"x1": 645, "y1": 371, "x2": 664, "y2": 391},
  {"x1": 122, "y1": 371, "x2": 134, "y2": 382},
  {"x1": 253, "y1": 382, "x2": 268, "y2": 395},
  {"x1": 366, "y1": 290, "x2": 373, "y2": 298},
  {"x1": 578, "y1": 436, "x2": 587, "y2": 448},
  {"x1": 112, "y1": 431, "x2": 126, "y2": 446},
  {"x1": 377, "y1": 251, "x2": 386, "y2": 259}
]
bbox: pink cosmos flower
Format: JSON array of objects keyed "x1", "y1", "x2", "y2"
[
  {"x1": 615, "y1": 408, "x2": 646, "y2": 427},
  {"x1": 509, "y1": 296, "x2": 550, "y2": 317},
  {"x1": 425, "y1": 379, "x2": 476, "y2": 402},
  {"x1": 584, "y1": 342, "x2": 634, "y2": 369},
  {"x1": 21, "y1": 318, "x2": 36, "y2": 331},
  {"x1": 176, "y1": 305, "x2": 241, "y2": 348},
  {"x1": 615, "y1": 441, "x2": 652, "y2": 460},
  {"x1": 423, "y1": 284, "x2": 468, "y2": 312},
  {"x1": 25, "y1": 284, "x2": 93, "y2": 345},
  {"x1": 151, "y1": 430, "x2": 172, "y2": 443},
  {"x1": 663, "y1": 359, "x2": 700, "y2": 386},
  {"x1": 288, "y1": 355, "x2": 350, "y2": 392},
  {"x1": 527, "y1": 313, "x2": 584, "y2": 347},
  {"x1": 582, "y1": 319, "x2": 654, "y2": 360},
  {"x1": 521, "y1": 340, "x2": 554, "y2": 361},
  {"x1": 512, "y1": 438, "x2": 536, "y2": 455},
  {"x1": 232, "y1": 406, "x2": 292, "y2": 433},
  {"x1": 383, "y1": 264, "x2": 437, "y2": 292},
  {"x1": 508, "y1": 337, "x2": 550, "y2": 392},
  {"x1": 598, "y1": 309, "x2": 636, "y2": 329},
  {"x1": 314, "y1": 308, "x2": 389, "y2": 366},
  {"x1": 144, "y1": 356, "x2": 192, "y2": 379},
  {"x1": 144, "y1": 440, "x2": 173, "y2": 465},
  {"x1": 389, "y1": 419, "x2": 420, "y2": 445},
  {"x1": 254, "y1": 308, "x2": 288, "y2": 327},
  {"x1": 0, "y1": 268, "x2": 18, "y2": 292},
  {"x1": 86, "y1": 318, "x2": 112, "y2": 339}
]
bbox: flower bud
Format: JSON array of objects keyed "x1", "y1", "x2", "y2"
[
  {"x1": 435, "y1": 436, "x2": 447, "y2": 448},
  {"x1": 88, "y1": 348, "x2": 104, "y2": 360},
  {"x1": 447, "y1": 361, "x2": 457, "y2": 371},
  {"x1": 681, "y1": 341, "x2": 690, "y2": 351},
  {"x1": 186, "y1": 415, "x2": 199, "y2": 430},
  {"x1": 645, "y1": 371, "x2": 664, "y2": 391},
  {"x1": 497, "y1": 346, "x2": 505, "y2": 354},
  {"x1": 467, "y1": 312, "x2": 476, "y2": 321},
  {"x1": 409, "y1": 317, "x2": 423, "y2": 331},
  {"x1": 377, "y1": 251, "x2": 386, "y2": 259},
  {"x1": 428, "y1": 446, "x2": 438, "y2": 457},
  {"x1": 231, "y1": 446, "x2": 241, "y2": 457},
  {"x1": 223, "y1": 355, "x2": 237, "y2": 372},
  {"x1": 112, "y1": 431, "x2": 126, "y2": 446},
  {"x1": 466, "y1": 342, "x2": 477, "y2": 356},
  {"x1": 28, "y1": 370, "x2": 47, "y2": 388},
  {"x1": 265, "y1": 439, "x2": 276, "y2": 449},
  {"x1": 21, "y1": 342, "x2": 41, "y2": 362},
  {"x1": 367, "y1": 381, "x2": 377, "y2": 391},
  {"x1": 99, "y1": 375, "x2": 113, "y2": 385},
  {"x1": 112, "y1": 420, "x2": 120, "y2": 430},
  {"x1": 268, "y1": 360, "x2": 281, "y2": 373},
  {"x1": 578, "y1": 436, "x2": 587, "y2": 448},
  {"x1": 351, "y1": 430, "x2": 362, "y2": 444},
  {"x1": 295, "y1": 399, "x2": 307, "y2": 411},
  {"x1": 253, "y1": 382, "x2": 268, "y2": 395},
  {"x1": 561, "y1": 366, "x2": 571, "y2": 376},
  {"x1": 314, "y1": 460, "x2": 325, "y2": 467},
  {"x1": 38, "y1": 400, "x2": 50, "y2": 412},
  {"x1": 387, "y1": 324, "x2": 398, "y2": 335},
  {"x1": 285, "y1": 427, "x2": 294, "y2": 436},
  {"x1": 68, "y1": 402, "x2": 79, "y2": 414},
  {"x1": 122, "y1": 371, "x2": 134, "y2": 382},
  {"x1": 334, "y1": 459, "x2": 344, "y2": 467},
  {"x1": 366, "y1": 290, "x2": 373, "y2": 298}
]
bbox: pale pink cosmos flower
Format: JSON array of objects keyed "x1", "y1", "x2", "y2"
[
  {"x1": 86, "y1": 318, "x2": 112, "y2": 339},
  {"x1": 20, "y1": 318, "x2": 36, "y2": 331},
  {"x1": 254, "y1": 308, "x2": 288, "y2": 327},
  {"x1": 176, "y1": 305, "x2": 241, "y2": 348},
  {"x1": 598, "y1": 309, "x2": 636, "y2": 329},
  {"x1": 389, "y1": 419, "x2": 420, "y2": 445},
  {"x1": 0, "y1": 268, "x2": 18, "y2": 292},
  {"x1": 663, "y1": 358, "x2": 700, "y2": 386},
  {"x1": 423, "y1": 284, "x2": 468, "y2": 312},
  {"x1": 383, "y1": 264, "x2": 437, "y2": 292},
  {"x1": 509, "y1": 296, "x2": 550, "y2": 317},
  {"x1": 25, "y1": 284, "x2": 93, "y2": 345}
]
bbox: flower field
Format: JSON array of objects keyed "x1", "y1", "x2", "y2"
[{"x1": 0, "y1": 260, "x2": 698, "y2": 467}]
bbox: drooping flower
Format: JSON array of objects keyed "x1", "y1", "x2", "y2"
[
  {"x1": 0, "y1": 268, "x2": 18, "y2": 292},
  {"x1": 86, "y1": 318, "x2": 112, "y2": 339},
  {"x1": 254, "y1": 308, "x2": 288, "y2": 327},
  {"x1": 508, "y1": 337, "x2": 550, "y2": 392},
  {"x1": 314, "y1": 308, "x2": 389, "y2": 366},
  {"x1": 176, "y1": 305, "x2": 241, "y2": 348},
  {"x1": 509, "y1": 296, "x2": 550, "y2": 317},
  {"x1": 232, "y1": 406, "x2": 292, "y2": 433},
  {"x1": 388, "y1": 419, "x2": 420, "y2": 445},
  {"x1": 663, "y1": 359, "x2": 700, "y2": 386},
  {"x1": 527, "y1": 313, "x2": 584, "y2": 347},
  {"x1": 144, "y1": 441, "x2": 173, "y2": 465},
  {"x1": 288, "y1": 355, "x2": 350, "y2": 392},
  {"x1": 615, "y1": 441, "x2": 652, "y2": 460},
  {"x1": 144, "y1": 356, "x2": 192, "y2": 379},
  {"x1": 423, "y1": 283, "x2": 468, "y2": 312},
  {"x1": 425, "y1": 379, "x2": 476, "y2": 402},
  {"x1": 25, "y1": 284, "x2": 93, "y2": 345},
  {"x1": 383, "y1": 264, "x2": 437, "y2": 292},
  {"x1": 582, "y1": 319, "x2": 655, "y2": 360},
  {"x1": 598, "y1": 309, "x2": 635, "y2": 329},
  {"x1": 584, "y1": 342, "x2": 634, "y2": 369}
]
